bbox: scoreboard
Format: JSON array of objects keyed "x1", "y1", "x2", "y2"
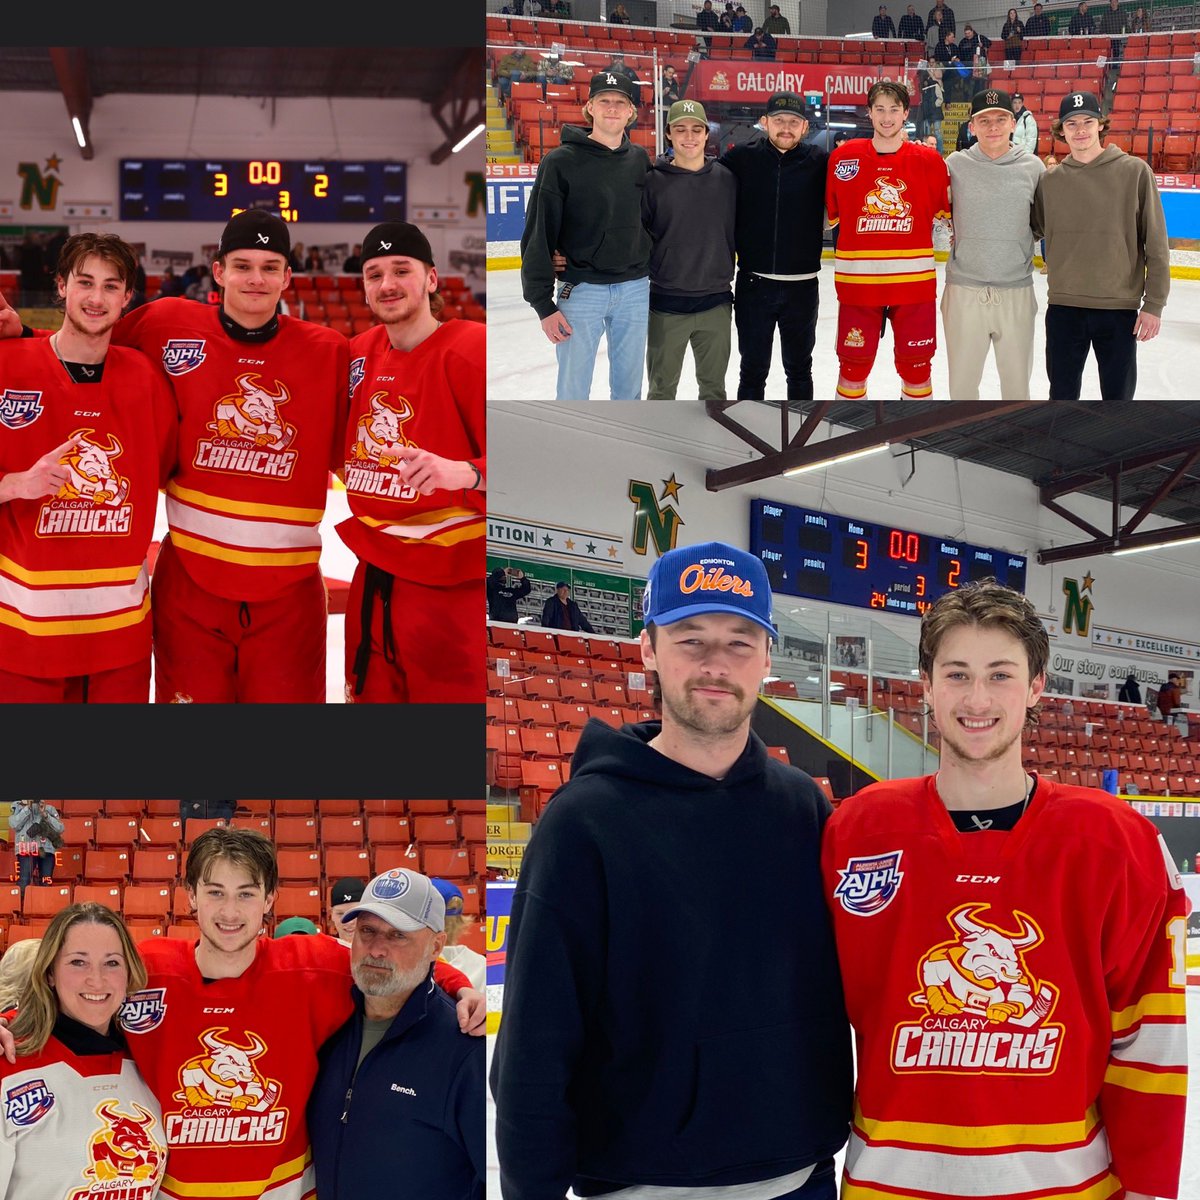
[
  {"x1": 118, "y1": 158, "x2": 407, "y2": 223},
  {"x1": 749, "y1": 499, "x2": 1028, "y2": 616}
]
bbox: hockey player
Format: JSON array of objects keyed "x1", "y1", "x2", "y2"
[
  {"x1": 0, "y1": 827, "x2": 484, "y2": 1200},
  {"x1": 822, "y1": 580, "x2": 1188, "y2": 1200},
  {"x1": 0, "y1": 233, "x2": 176, "y2": 702},
  {"x1": 339, "y1": 221, "x2": 484, "y2": 703},
  {"x1": 111, "y1": 209, "x2": 350, "y2": 703},
  {"x1": 826, "y1": 80, "x2": 951, "y2": 399}
]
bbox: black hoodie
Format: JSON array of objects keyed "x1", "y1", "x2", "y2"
[
  {"x1": 490, "y1": 719, "x2": 853, "y2": 1200},
  {"x1": 520, "y1": 125, "x2": 653, "y2": 320}
]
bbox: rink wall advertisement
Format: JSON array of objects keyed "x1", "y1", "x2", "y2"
[
  {"x1": 487, "y1": 164, "x2": 537, "y2": 246},
  {"x1": 692, "y1": 62, "x2": 916, "y2": 105}
]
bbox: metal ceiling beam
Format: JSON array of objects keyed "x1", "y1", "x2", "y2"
[
  {"x1": 704, "y1": 401, "x2": 1032, "y2": 492},
  {"x1": 1037, "y1": 521, "x2": 1200, "y2": 564},
  {"x1": 49, "y1": 47, "x2": 93, "y2": 160},
  {"x1": 429, "y1": 49, "x2": 486, "y2": 165}
]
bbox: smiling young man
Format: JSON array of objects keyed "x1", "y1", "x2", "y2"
[
  {"x1": 520, "y1": 71, "x2": 652, "y2": 400},
  {"x1": 1033, "y1": 91, "x2": 1169, "y2": 400},
  {"x1": 943, "y1": 89, "x2": 1044, "y2": 399},
  {"x1": 822, "y1": 580, "x2": 1188, "y2": 1200},
  {"x1": 0, "y1": 233, "x2": 176, "y2": 702},
  {"x1": 337, "y1": 220, "x2": 484, "y2": 702},
  {"x1": 642, "y1": 99, "x2": 736, "y2": 402},
  {"x1": 107, "y1": 209, "x2": 350, "y2": 702},
  {"x1": 826, "y1": 80, "x2": 950, "y2": 399},
  {"x1": 492, "y1": 540, "x2": 851, "y2": 1200}
]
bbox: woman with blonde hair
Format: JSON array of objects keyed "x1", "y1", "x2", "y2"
[
  {"x1": 0, "y1": 938, "x2": 40, "y2": 1018},
  {"x1": 0, "y1": 903, "x2": 167, "y2": 1199}
]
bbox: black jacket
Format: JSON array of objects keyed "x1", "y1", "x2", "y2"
[
  {"x1": 926, "y1": 2, "x2": 955, "y2": 32},
  {"x1": 490, "y1": 720, "x2": 853, "y2": 1200},
  {"x1": 487, "y1": 569, "x2": 532, "y2": 623},
  {"x1": 1118, "y1": 677, "x2": 1142, "y2": 704},
  {"x1": 1024, "y1": 12, "x2": 1052, "y2": 36},
  {"x1": 898, "y1": 12, "x2": 925, "y2": 38},
  {"x1": 719, "y1": 136, "x2": 828, "y2": 275},
  {"x1": 1068, "y1": 9, "x2": 1096, "y2": 34},
  {"x1": 520, "y1": 125, "x2": 653, "y2": 319},
  {"x1": 540, "y1": 593, "x2": 595, "y2": 633},
  {"x1": 643, "y1": 158, "x2": 736, "y2": 300},
  {"x1": 872, "y1": 14, "x2": 896, "y2": 37}
]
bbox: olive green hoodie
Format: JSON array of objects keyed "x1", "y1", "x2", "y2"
[{"x1": 1032, "y1": 145, "x2": 1170, "y2": 316}]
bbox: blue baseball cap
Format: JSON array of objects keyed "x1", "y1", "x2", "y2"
[
  {"x1": 643, "y1": 541, "x2": 776, "y2": 639},
  {"x1": 430, "y1": 877, "x2": 465, "y2": 917}
]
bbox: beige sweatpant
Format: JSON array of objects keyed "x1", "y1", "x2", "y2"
[{"x1": 941, "y1": 283, "x2": 1038, "y2": 401}]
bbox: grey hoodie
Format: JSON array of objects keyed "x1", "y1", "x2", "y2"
[{"x1": 946, "y1": 142, "x2": 1044, "y2": 288}]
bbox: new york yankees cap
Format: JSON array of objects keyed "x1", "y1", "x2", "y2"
[
  {"x1": 969, "y1": 88, "x2": 1014, "y2": 118},
  {"x1": 667, "y1": 98, "x2": 708, "y2": 125},
  {"x1": 359, "y1": 221, "x2": 435, "y2": 269},
  {"x1": 217, "y1": 209, "x2": 290, "y2": 259},
  {"x1": 588, "y1": 71, "x2": 638, "y2": 103},
  {"x1": 1058, "y1": 90, "x2": 1102, "y2": 120}
]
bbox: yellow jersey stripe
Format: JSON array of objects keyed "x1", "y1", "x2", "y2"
[
  {"x1": 167, "y1": 480, "x2": 325, "y2": 524},
  {"x1": 835, "y1": 248, "x2": 936, "y2": 259},
  {"x1": 0, "y1": 554, "x2": 142, "y2": 586},
  {"x1": 854, "y1": 1106, "x2": 1099, "y2": 1149},
  {"x1": 834, "y1": 272, "x2": 937, "y2": 285},
  {"x1": 1111, "y1": 992, "x2": 1187, "y2": 1030},
  {"x1": 0, "y1": 595, "x2": 150, "y2": 636},
  {"x1": 170, "y1": 531, "x2": 322, "y2": 568},
  {"x1": 162, "y1": 1148, "x2": 310, "y2": 1197},
  {"x1": 1104, "y1": 1062, "x2": 1189, "y2": 1096},
  {"x1": 843, "y1": 1170, "x2": 1121, "y2": 1200}
]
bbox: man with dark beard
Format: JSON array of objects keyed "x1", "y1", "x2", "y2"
[
  {"x1": 309, "y1": 868, "x2": 484, "y2": 1199},
  {"x1": 491, "y1": 540, "x2": 851, "y2": 1200}
]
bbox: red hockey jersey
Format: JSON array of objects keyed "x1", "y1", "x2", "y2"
[
  {"x1": 821, "y1": 775, "x2": 1188, "y2": 1200},
  {"x1": 0, "y1": 338, "x2": 176, "y2": 678},
  {"x1": 336, "y1": 320, "x2": 484, "y2": 587},
  {"x1": 112, "y1": 301, "x2": 349, "y2": 602},
  {"x1": 826, "y1": 140, "x2": 951, "y2": 305}
]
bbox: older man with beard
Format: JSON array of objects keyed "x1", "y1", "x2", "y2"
[{"x1": 308, "y1": 868, "x2": 484, "y2": 1200}]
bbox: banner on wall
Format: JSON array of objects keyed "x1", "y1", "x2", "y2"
[
  {"x1": 1090, "y1": 625, "x2": 1200, "y2": 663},
  {"x1": 692, "y1": 61, "x2": 916, "y2": 105},
  {"x1": 486, "y1": 164, "x2": 537, "y2": 244}
]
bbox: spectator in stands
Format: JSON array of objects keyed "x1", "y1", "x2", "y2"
[
  {"x1": 932, "y1": 25, "x2": 956, "y2": 66},
  {"x1": 1002, "y1": 9, "x2": 1025, "y2": 61},
  {"x1": 1012, "y1": 91, "x2": 1038, "y2": 153},
  {"x1": 327, "y1": 877, "x2": 366, "y2": 948},
  {"x1": 608, "y1": 2, "x2": 631, "y2": 21},
  {"x1": 696, "y1": 0, "x2": 720, "y2": 36},
  {"x1": 1098, "y1": 0, "x2": 1127, "y2": 58},
  {"x1": 275, "y1": 916, "x2": 320, "y2": 938},
  {"x1": 720, "y1": 91, "x2": 826, "y2": 407},
  {"x1": 898, "y1": 4, "x2": 925, "y2": 42},
  {"x1": 763, "y1": 2, "x2": 790, "y2": 35},
  {"x1": 925, "y1": 6, "x2": 945, "y2": 54},
  {"x1": 304, "y1": 246, "x2": 324, "y2": 273},
  {"x1": 309, "y1": 869, "x2": 485, "y2": 1200},
  {"x1": 1024, "y1": 2, "x2": 1051, "y2": 36},
  {"x1": 734, "y1": 5, "x2": 753, "y2": 32},
  {"x1": 342, "y1": 243, "x2": 362, "y2": 272},
  {"x1": 551, "y1": 0, "x2": 571, "y2": 13},
  {"x1": 873, "y1": 6, "x2": 897, "y2": 38},
  {"x1": 288, "y1": 241, "x2": 306, "y2": 272},
  {"x1": 718, "y1": 8, "x2": 736, "y2": 31},
  {"x1": 957, "y1": 24, "x2": 990, "y2": 66},
  {"x1": 11, "y1": 800, "x2": 63, "y2": 894},
  {"x1": 495, "y1": 43, "x2": 543, "y2": 104},
  {"x1": 660, "y1": 62, "x2": 682, "y2": 119},
  {"x1": 1157, "y1": 674, "x2": 1183, "y2": 724},
  {"x1": 926, "y1": 0, "x2": 955, "y2": 34},
  {"x1": 1061, "y1": 697, "x2": 1075, "y2": 718},
  {"x1": 1033, "y1": 90, "x2": 1169, "y2": 400},
  {"x1": 487, "y1": 565, "x2": 532, "y2": 622},
  {"x1": 0, "y1": 904, "x2": 167, "y2": 1198},
  {"x1": 127, "y1": 250, "x2": 149, "y2": 311},
  {"x1": 520, "y1": 72, "x2": 652, "y2": 400},
  {"x1": 643, "y1": 99, "x2": 736, "y2": 402},
  {"x1": 184, "y1": 266, "x2": 213, "y2": 301},
  {"x1": 341, "y1": 220, "x2": 484, "y2": 702},
  {"x1": 178, "y1": 797, "x2": 235, "y2": 838},
  {"x1": 491, "y1": 539, "x2": 851, "y2": 1200},
  {"x1": 432, "y1": 877, "x2": 485, "y2": 992},
  {"x1": 1118, "y1": 672, "x2": 1142, "y2": 703},
  {"x1": 540, "y1": 581, "x2": 595, "y2": 632},
  {"x1": 158, "y1": 265, "x2": 186, "y2": 297},
  {"x1": 956, "y1": 115, "x2": 977, "y2": 150},
  {"x1": 1128, "y1": 5, "x2": 1149, "y2": 32},
  {"x1": 745, "y1": 27, "x2": 777, "y2": 60},
  {"x1": 547, "y1": 55, "x2": 576, "y2": 85},
  {"x1": 918, "y1": 66, "x2": 945, "y2": 152},
  {"x1": 1068, "y1": 1, "x2": 1096, "y2": 35}
]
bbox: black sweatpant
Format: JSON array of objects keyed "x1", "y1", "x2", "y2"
[
  {"x1": 1046, "y1": 304, "x2": 1138, "y2": 401},
  {"x1": 733, "y1": 272, "x2": 819, "y2": 405}
]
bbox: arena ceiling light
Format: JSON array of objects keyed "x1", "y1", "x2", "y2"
[
  {"x1": 451, "y1": 123, "x2": 486, "y2": 153},
  {"x1": 1112, "y1": 534, "x2": 1200, "y2": 556},
  {"x1": 782, "y1": 443, "x2": 890, "y2": 477}
]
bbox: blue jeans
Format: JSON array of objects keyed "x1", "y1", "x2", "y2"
[
  {"x1": 554, "y1": 277, "x2": 649, "y2": 400},
  {"x1": 18, "y1": 853, "x2": 55, "y2": 891}
]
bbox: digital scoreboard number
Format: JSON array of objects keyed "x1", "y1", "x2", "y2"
[
  {"x1": 750, "y1": 499, "x2": 1028, "y2": 616},
  {"x1": 119, "y1": 159, "x2": 407, "y2": 223}
]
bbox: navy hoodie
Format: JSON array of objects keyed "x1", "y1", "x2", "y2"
[
  {"x1": 520, "y1": 125, "x2": 653, "y2": 320},
  {"x1": 490, "y1": 719, "x2": 853, "y2": 1200}
]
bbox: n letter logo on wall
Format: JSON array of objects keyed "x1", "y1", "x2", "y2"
[
  {"x1": 628, "y1": 475, "x2": 685, "y2": 558},
  {"x1": 18, "y1": 159, "x2": 63, "y2": 212},
  {"x1": 1061, "y1": 574, "x2": 1095, "y2": 638}
]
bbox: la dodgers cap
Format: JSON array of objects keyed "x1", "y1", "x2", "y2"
[
  {"x1": 970, "y1": 88, "x2": 1014, "y2": 118},
  {"x1": 642, "y1": 541, "x2": 777, "y2": 639},
  {"x1": 667, "y1": 98, "x2": 709, "y2": 126},
  {"x1": 360, "y1": 221, "x2": 435, "y2": 268},
  {"x1": 1059, "y1": 91, "x2": 1102, "y2": 120},
  {"x1": 343, "y1": 867, "x2": 445, "y2": 933},
  {"x1": 217, "y1": 209, "x2": 290, "y2": 259},
  {"x1": 765, "y1": 90, "x2": 806, "y2": 117},
  {"x1": 588, "y1": 71, "x2": 639, "y2": 104}
]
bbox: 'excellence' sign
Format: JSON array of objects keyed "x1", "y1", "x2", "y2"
[{"x1": 694, "y1": 62, "x2": 916, "y2": 106}]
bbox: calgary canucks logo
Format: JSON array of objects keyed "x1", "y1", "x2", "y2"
[
  {"x1": 344, "y1": 392, "x2": 420, "y2": 503},
  {"x1": 37, "y1": 429, "x2": 134, "y2": 537},
  {"x1": 858, "y1": 176, "x2": 914, "y2": 233},
  {"x1": 193, "y1": 373, "x2": 298, "y2": 480},
  {"x1": 69, "y1": 1101, "x2": 166, "y2": 1200},
  {"x1": 892, "y1": 904, "x2": 1063, "y2": 1075}
]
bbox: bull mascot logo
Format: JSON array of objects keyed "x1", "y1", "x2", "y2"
[
  {"x1": 175, "y1": 1027, "x2": 281, "y2": 1111},
  {"x1": 208, "y1": 373, "x2": 296, "y2": 450},
  {"x1": 915, "y1": 904, "x2": 1056, "y2": 1027},
  {"x1": 76, "y1": 1101, "x2": 164, "y2": 1191},
  {"x1": 58, "y1": 429, "x2": 130, "y2": 506},
  {"x1": 352, "y1": 392, "x2": 415, "y2": 469},
  {"x1": 863, "y1": 176, "x2": 911, "y2": 219}
]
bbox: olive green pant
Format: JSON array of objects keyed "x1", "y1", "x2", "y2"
[{"x1": 646, "y1": 304, "x2": 732, "y2": 402}]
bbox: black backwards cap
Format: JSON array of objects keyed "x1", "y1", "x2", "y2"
[
  {"x1": 217, "y1": 209, "x2": 291, "y2": 258},
  {"x1": 360, "y1": 221, "x2": 435, "y2": 268}
]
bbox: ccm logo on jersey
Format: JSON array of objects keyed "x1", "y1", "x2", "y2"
[
  {"x1": 956, "y1": 874, "x2": 1000, "y2": 884},
  {"x1": 833, "y1": 850, "x2": 904, "y2": 915}
]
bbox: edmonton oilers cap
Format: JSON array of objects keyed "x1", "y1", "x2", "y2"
[
  {"x1": 642, "y1": 541, "x2": 777, "y2": 639},
  {"x1": 343, "y1": 867, "x2": 445, "y2": 933},
  {"x1": 217, "y1": 209, "x2": 290, "y2": 259}
]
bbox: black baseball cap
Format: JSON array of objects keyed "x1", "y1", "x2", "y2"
[
  {"x1": 765, "y1": 91, "x2": 806, "y2": 117},
  {"x1": 970, "y1": 88, "x2": 1015, "y2": 118},
  {"x1": 1059, "y1": 91, "x2": 1103, "y2": 120},
  {"x1": 217, "y1": 210, "x2": 290, "y2": 259},
  {"x1": 589, "y1": 71, "x2": 638, "y2": 104}
]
